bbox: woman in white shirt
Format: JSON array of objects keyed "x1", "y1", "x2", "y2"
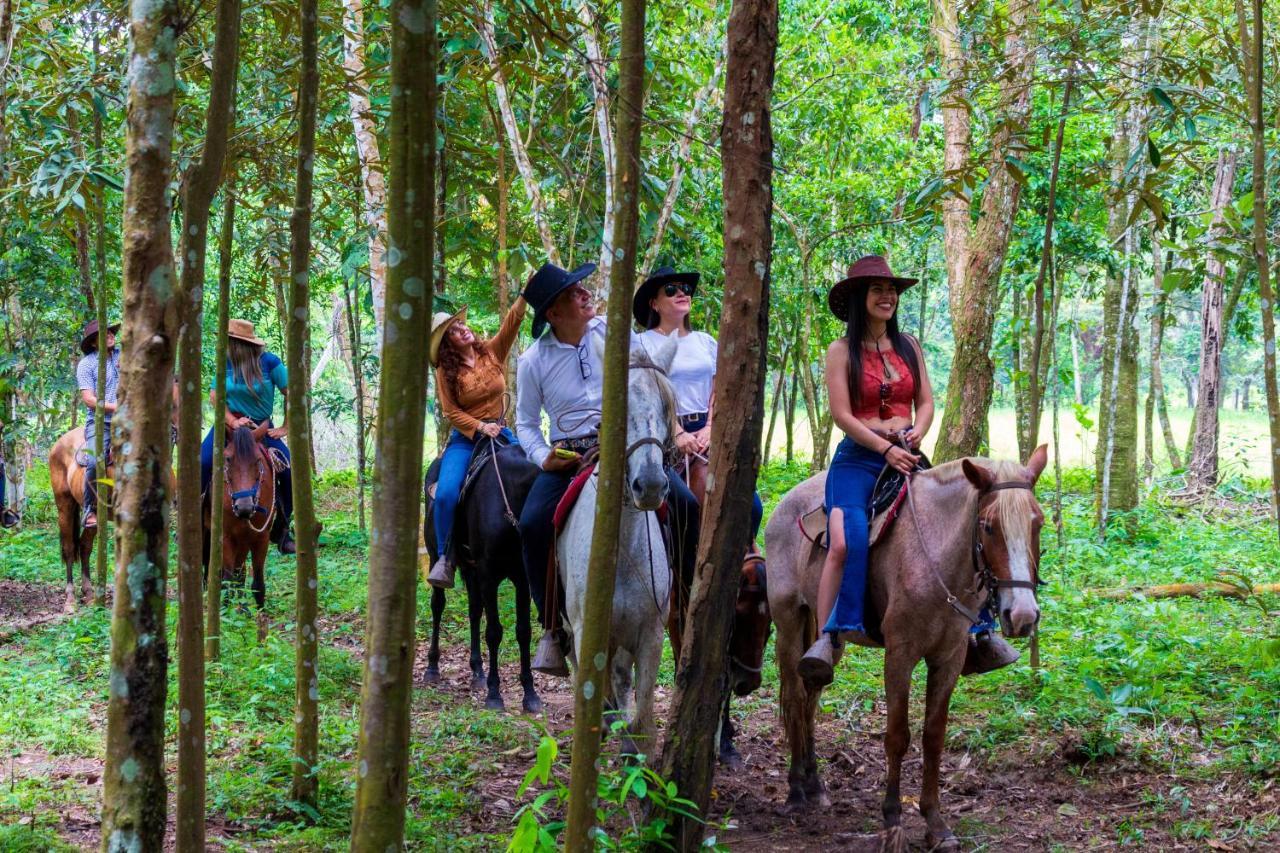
[{"x1": 634, "y1": 267, "x2": 764, "y2": 542}]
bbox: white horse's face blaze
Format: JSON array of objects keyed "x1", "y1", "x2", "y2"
[{"x1": 979, "y1": 498, "x2": 1043, "y2": 638}]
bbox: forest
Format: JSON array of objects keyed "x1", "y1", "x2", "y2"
[{"x1": 0, "y1": 0, "x2": 1278, "y2": 849}]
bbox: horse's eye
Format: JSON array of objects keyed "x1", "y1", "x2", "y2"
[{"x1": 982, "y1": 521, "x2": 994, "y2": 535}]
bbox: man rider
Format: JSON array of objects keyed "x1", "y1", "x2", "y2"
[{"x1": 75, "y1": 320, "x2": 120, "y2": 529}]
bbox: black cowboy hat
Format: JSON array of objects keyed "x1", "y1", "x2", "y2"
[
  {"x1": 79, "y1": 320, "x2": 121, "y2": 354},
  {"x1": 632, "y1": 267, "x2": 700, "y2": 329},
  {"x1": 524, "y1": 261, "x2": 597, "y2": 339},
  {"x1": 827, "y1": 255, "x2": 918, "y2": 322}
]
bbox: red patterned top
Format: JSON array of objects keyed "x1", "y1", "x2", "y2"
[{"x1": 851, "y1": 343, "x2": 915, "y2": 421}]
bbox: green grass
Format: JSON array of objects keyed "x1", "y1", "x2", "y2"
[{"x1": 0, "y1": 460, "x2": 1277, "y2": 848}]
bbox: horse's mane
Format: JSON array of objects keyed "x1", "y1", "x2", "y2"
[
  {"x1": 230, "y1": 425, "x2": 258, "y2": 460},
  {"x1": 923, "y1": 457, "x2": 1039, "y2": 553}
]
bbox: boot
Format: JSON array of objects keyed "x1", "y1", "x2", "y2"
[
  {"x1": 798, "y1": 634, "x2": 839, "y2": 689},
  {"x1": 532, "y1": 631, "x2": 569, "y2": 677},
  {"x1": 427, "y1": 554, "x2": 455, "y2": 590},
  {"x1": 277, "y1": 532, "x2": 297, "y2": 555},
  {"x1": 1, "y1": 508, "x2": 18, "y2": 528},
  {"x1": 962, "y1": 631, "x2": 1020, "y2": 676}
]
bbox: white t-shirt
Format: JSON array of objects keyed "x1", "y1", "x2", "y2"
[{"x1": 639, "y1": 329, "x2": 718, "y2": 416}]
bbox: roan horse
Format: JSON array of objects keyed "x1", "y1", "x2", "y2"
[
  {"x1": 422, "y1": 437, "x2": 542, "y2": 713},
  {"x1": 557, "y1": 339, "x2": 678, "y2": 759},
  {"x1": 766, "y1": 446, "x2": 1047, "y2": 851},
  {"x1": 48, "y1": 427, "x2": 108, "y2": 611},
  {"x1": 203, "y1": 424, "x2": 276, "y2": 616}
]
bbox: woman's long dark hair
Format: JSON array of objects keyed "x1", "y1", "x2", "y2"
[
  {"x1": 844, "y1": 280, "x2": 920, "y2": 408},
  {"x1": 436, "y1": 331, "x2": 493, "y2": 401}
]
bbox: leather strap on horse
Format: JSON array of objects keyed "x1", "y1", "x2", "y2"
[{"x1": 485, "y1": 434, "x2": 519, "y2": 529}]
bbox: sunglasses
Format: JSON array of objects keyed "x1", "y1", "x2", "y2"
[
  {"x1": 662, "y1": 282, "x2": 694, "y2": 298},
  {"x1": 877, "y1": 349, "x2": 894, "y2": 420}
]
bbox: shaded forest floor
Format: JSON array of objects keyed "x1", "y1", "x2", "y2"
[{"x1": 1, "y1": 463, "x2": 1278, "y2": 850}]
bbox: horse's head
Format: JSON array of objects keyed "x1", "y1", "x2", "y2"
[
  {"x1": 225, "y1": 423, "x2": 268, "y2": 519},
  {"x1": 962, "y1": 444, "x2": 1048, "y2": 638},
  {"x1": 623, "y1": 336, "x2": 678, "y2": 511},
  {"x1": 729, "y1": 555, "x2": 771, "y2": 696}
]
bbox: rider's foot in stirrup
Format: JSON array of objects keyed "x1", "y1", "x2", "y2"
[
  {"x1": 0, "y1": 508, "x2": 18, "y2": 528},
  {"x1": 427, "y1": 555, "x2": 455, "y2": 590},
  {"x1": 278, "y1": 532, "x2": 297, "y2": 555},
  {"x1": 962, "y1": 630, "x2": 1020, "y2": 675},
  {"x1": 82, "y1": 511, "x2": 98, "y2": 530},
  {"x1": 532, "y1": 631, "x2": 569, "y2": 677},
  {"x1": 798, "y1": 633, "x2": 839, "y2": 689}
]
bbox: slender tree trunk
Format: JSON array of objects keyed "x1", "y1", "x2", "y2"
[
  {"x1": 173, "y1": 0, "x2": 240, "y2": 843},
  {"x1": 206, "y1": 182, "x2": 235, "y2": 661},
  {"x1": 343, "y1": 275, "x2": 367, "y2": 532},
  {"x1": 1149, "y1": 242, "x2": 1182, "y2": 471},
  {"x1": 92, "y1": 17, "x2": 111, "y2": 604},
  {"x1": 657, "y1": 0, "x2": 775, "y2": 844},
  {"x1": 349, "y1": 0, "x2": 437, "y2": 844},
  {"x1": 489, "y1": 96, "x2": 518, "y2": 418},
  {"x1": 563, "y1": 0, "x2": 646, "y2": 845},
  {"x1": 287, "y1": 0, "x2": 321, "y2": 811},
  {"x1": 784, "y1": 365, "x2": 796, "y2": 463},
  {"x1": 101, "y1": 0, "x2": 181, "y2": 846},
  {"x1": 579, "y1": 3, "x2": 617, "y2": 292},
  {"x1": 762, "y1": 341, "x2": 789, "y2": 466},
  {"x1": 1188, "y1": 148, "x2": 1240, "y2": 490}
]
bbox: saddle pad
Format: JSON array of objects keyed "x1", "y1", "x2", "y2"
[
  {"x1": 796, "y1": 479, "x2": 911, "y2": 551},
  {"x1": 553, "y1": 464, "x2": 597, "y2": 533}
]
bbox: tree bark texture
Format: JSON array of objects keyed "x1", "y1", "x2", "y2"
[
  {"x1": 349, "y1": 0, "x2": 437, "y2": 845},
  {"x1": 206, "y1": 183, "x2": 235, "y2": 661},
  {"x1": 932, "y1": 0, "x2": 1036, "y2": 461},
  {"x1": 287, "y1": 0, "x2": 322, "y2": 810},
  {"x1": 1187, "y1": 148, "x2": 1239, "y2": 490},
  {"x1": 173, "y1": 0, "x2": 241, "y2": 843},
  {"x1": 657, "y1": 0, "x2": 775, "y2": 846},
  {"x1": 579, "y1": 3, "x2": 617, "y2": 293},
  {"x1": 343, "y1": 276, "x2": 367, "y2": 532},
  {"x1": 562, "y1": 0, "x2": 646, "y2": 846},
  {"x1": 1148, "y1": 241, "x2": 1182, "y2": 471},
  {"x1": 101, "y1": 0, "x2": 181, "y2": 848}
]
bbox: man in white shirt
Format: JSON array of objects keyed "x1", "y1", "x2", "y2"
[{"x1": 516, "y1": 262, "x2": 701, "y2": 675}]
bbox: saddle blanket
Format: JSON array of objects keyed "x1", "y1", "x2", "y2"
[{"x1": 552, "y1": 464, "x2": 668, "y2": 534}]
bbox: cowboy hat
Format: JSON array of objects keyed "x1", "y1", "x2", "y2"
[
  {"x1": 632, "y1": 266, "x2": 701, "y2": 329},
  {"x1": 428, "y1": 306, "x2": 468, "y2": 366},
  {"x1": 79, "y1": 320, "x2": 121, "y2": 354},
  {"x1": 523, "y1": 262, "x2": 597, "y2": 339},
  {"x1": 227, "y1": 319, "x2": 267, "y2": 346},
  {"x1": 827, "y1": 255, "x2": 918, "y2": 322}
]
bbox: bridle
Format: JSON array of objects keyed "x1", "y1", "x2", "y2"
[
  {"x1": 224, "y1": 447, "x2": 274, "y2": 534},
  {"x1": 729, "y1": 556, "x2": 770, "y2": 676}
]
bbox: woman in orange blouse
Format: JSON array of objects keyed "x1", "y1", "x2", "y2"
[{"x1": 427, "y1": 296, "x2": 527, "y2": 588}]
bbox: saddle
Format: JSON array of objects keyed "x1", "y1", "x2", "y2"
[{"x1": 798, "y1": 451, "x2": 932, "y2": 551}]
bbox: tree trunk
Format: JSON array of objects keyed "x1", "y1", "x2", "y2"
[
  {"x1": 762, "y1": 341, "x2": 789, "y2": 466},
  {"x1": 349, "y1": 0, "x2": 437, "y2": 844},
  {"x1": 489, "y1": 96, "x2": 518, "y2": 419},
  {"x1": 92, "y1": 16, "x2": 111, "y2": 604},
  {"x1": 206, "y1": 182, "x2": 235, "y2": 662},
  {"x1": 1149, "y1": 241, "x2": 1182, "y2": 471},
  {"x1": 173, "y1": 0, "x2": 241, "y2": 843},
  {"x1": 286, "y1": 0, "x2": 321, "y2": 811},
  {"x1": 101, "y1": 0, "x2": 181, "y2": 846},
  {"x1": 343, "y1": 275, "x2": 367, "y2": 532},
  {"x1": 932, "y1": 0, "x2": 1036, "y2": 461},
  {"x1": 1187, "y1": 148, "x2": 1240, "y2": 491},
  {"x1": 656, "y1": 0, "x2": 775, "y2": 843},
  {"x1": 579, "y1": 3, "x2": 616, "y2": 293},
  {"x1": 1223, "y1": 264, "x2": 1247, "y2": 331},
  {"x1": 784, "y1": 365, "x2": 796, "y2": 463},
  {"x1": 562, "y1": 0, "x2": 646, "y2": 844},
  {"x1": 1242, "y1": 377, "x2": 1252, "y2": 410}
]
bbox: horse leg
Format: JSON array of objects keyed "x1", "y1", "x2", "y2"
[
  {"x1": 423, "y1": 587, "x2": 445, "y2": 684},
  {"x1": 718, "y1": 690, "x2": 743, "y2": 770},
  {"x1": 611, "y1": 646, "x2": 638, "y2": 759},
  {"x1": 57, "y1": 495, "x2": 79, "y2": 613},
  {"x1": 514, "y1": 581, "x2": 541, "y2": 714},
  {"x1": 466, "y1": 578, "x2": 485, "y2": 691},
  {"x1": 920, "y1": 651, "x2": 965, "y2": 851},
  {"x1": 631, "y1": 633, "x2": 664, "y2": 765},
  {"x1": 779, "y1": 606, "x2": 828, "y2": 809},
  {"x1": 881, "y1": 647, "x2": 916, "y2": 853},
  {"x1": 79, "y1": 527, "x2": 94, "y2": 604},
  {"x1": 483, "y1": 589, "x2": 505, "y2": 711},
  {"x1": 251, "y1": 538, "x2": 269, "y2": 641}
]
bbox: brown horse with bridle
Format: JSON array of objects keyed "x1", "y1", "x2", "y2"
[
  {"x1": 48, "y1": 427, "x2": 108, "y2": 611},
  {"x1": 766, "y1": 446, "x2": 1047, "y2": 851},
  {"x1": 203, "y1": 423, "x2": 277, "y2": 616}
]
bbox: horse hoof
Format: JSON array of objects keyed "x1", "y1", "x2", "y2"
[
  {"x1": 63, "y1": 599, "x2": 76, "y2": 615},
  {"x1": 522, "y1": 694, "x2": 543, "y2": 715},
  {"x1": 484, "y1": 696, "x2": 505, "y2": 712},
  {"x1": 926, "y1": 831, "x2": 959, "y2": 851},
  {"x1": 879, "y1": 825, "x2": 906, "y2": 853},
  {"x1": 718, "y1": 748, "x2": 743, "y2": 771},
  {"x1": 423, "y1": 667, "x2": 441, "y2": 685},
  {"x1": 470, "y1": 676, "x2": 487, "y2": 693}
]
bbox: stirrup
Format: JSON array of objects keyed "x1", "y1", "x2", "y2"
[
  {"x1": 798, "y1": 634, "x2": 836, "y2": 689},
  {"x1": 427, "y1": 555, "x2": 455, "y2": 590},
  {"x1": 532, "y1": 632, "x2": 569, "y2": 677},
  {"x1": 962, "y1": 631, "x2": 1020, "y2": 676}
]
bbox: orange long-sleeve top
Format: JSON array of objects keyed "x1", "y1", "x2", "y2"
[{"x1": 435, "y1": 297, "x2": 527, "y2": 439}]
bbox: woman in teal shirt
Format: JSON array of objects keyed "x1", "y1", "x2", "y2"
[{"x1": 200, "y1": 319, "x2": 295, "y2": 554}]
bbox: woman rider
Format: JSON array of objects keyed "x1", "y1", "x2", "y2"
[
  {"x1": 633, "y1": 267, "x2": 763, "y2": 542},
  {"x1": 427, "y1": 296, "x2": 528, "y2": 589},
  {"x1": 200, "y1": 319, "x2": 295, "y2": 554}
]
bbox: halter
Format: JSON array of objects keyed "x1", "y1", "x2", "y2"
[{"x1": 224, "y1": 450, "x2": 274, "y2": 534}]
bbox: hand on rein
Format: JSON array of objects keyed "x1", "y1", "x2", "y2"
[{"x1": 884, "y1": 444, "x2": 918, "y2": 475}]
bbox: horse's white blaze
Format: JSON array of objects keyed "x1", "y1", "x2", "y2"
[{"x1": 999, "y1": 534, "x2": 1040, "y2": 636}]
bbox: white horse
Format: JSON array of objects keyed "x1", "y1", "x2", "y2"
[{"x1": 558, "y1": 334, "x2": 678, "y2": 760}]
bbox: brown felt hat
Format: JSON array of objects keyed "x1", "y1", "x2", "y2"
[
  {"x1": 227, "y1": 318, "x2": 266, "y2": 346},
  {"x1": 827, "y1": 255, "x2": 918, "y2": 321},
  {"x1": 79, "y1": 320, "x2": 121, "y2": 354}
]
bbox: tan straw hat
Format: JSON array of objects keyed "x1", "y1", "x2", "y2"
[
  {"x1": 227, "y1": 318, "x2": 266, "y2": 346},
  {"x1": 428, "y1": 306, "x2": 468, "y2": 365}
]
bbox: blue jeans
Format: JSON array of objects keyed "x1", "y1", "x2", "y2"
[
  {"x1": 677, "y1": 412, "x2": 764, "y2": 540},
  {"x1": 823, "y1": 437, "x2": 884, "y2": 635},
  {"x1": 200, "y1": 423, "x2": 293, "y2": 522},
  {"x1": 434, "y1": 427, "x2": 518, "y2": 555}
]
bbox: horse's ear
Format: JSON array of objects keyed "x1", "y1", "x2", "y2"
[
  {"x1": 1026, "y1": 443, "x2": 1048, "y2": 483},
  {"x1": 649, "y1": 333, "x2": 679, "y2": 375},
  {"x1": 961, "y1": 458, "x2": 995, "y2": 492}
]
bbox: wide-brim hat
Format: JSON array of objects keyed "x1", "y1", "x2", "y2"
[
  {"x1": 632, "y1": 267, "x2": 700, "y2": 329},
  {"x1": 227, "y1": 318, "x2": 267, "y2": 346},
  {"x1": 523, "y1": 262, "x2": 597, "y2": 339},
  {"x1": 428, "y1": 306, "x2": 468, "y2": 366},
  {"x1": 827, "y1": 255, "x2": 918, "y2": 322},
  {"x1": 79, "y1": 320, "x2": 121, "y2": 354}
]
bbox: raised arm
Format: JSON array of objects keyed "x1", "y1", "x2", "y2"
[{"x1": 489, "y1": 296, "x2": 528, "y2": 363}]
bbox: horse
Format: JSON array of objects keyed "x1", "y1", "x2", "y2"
[
  {"x1": 422, "y1": 436, "x2": 542, "y2": 713},
  {"x1": 203, "y1": 423, "x2": 276, "y2": 617},
  {"x1": 557, "y1": 339, "x2": 679, "y2": 759},
  {"x1": 48, "y1": 427, "x2": 107, "y2": 611},
  {"x1": 765, "y1": 446, "x2": 1047, "y2": 851}
]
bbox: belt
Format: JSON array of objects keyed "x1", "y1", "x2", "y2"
[
  {"x1": 678, "y1": 412, "x2": 709, "y2": 426},
  {"x1": 555, "y1": 435, "x2": 599, "y2": 453}
]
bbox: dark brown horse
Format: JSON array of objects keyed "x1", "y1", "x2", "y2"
[
  {"x1": 766, "y1": 448, "x2": 1047, "y2": 851},
  {"x1": 48, "y1": 427, "x2": 107, "y2": 611},
  {"x1": 203, "y1": 424, "x2": 275, "y2": 615}
]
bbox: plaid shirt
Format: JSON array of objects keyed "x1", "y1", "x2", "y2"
[{"x1": 76, "y1": 348, "x2": 120, "y2": 442}]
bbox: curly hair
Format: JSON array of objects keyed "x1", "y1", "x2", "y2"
[{"x1": 436, "y1": 331, "x2": 494, "y2": 401}]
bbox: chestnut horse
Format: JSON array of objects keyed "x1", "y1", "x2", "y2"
[
  {"x1": 765, "y1": 447, "x2": 1046, "y2": 851},
  {"x1": 48, "y1": 427, "x2": 108, "y2": 611},
  {"x1": 203, "y1": 423, "x2": 276, "y2": 614}
]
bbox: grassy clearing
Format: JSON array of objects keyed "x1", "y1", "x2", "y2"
[{"x1": 0, "y1": 461, "x2": 1277, "y2": 848}]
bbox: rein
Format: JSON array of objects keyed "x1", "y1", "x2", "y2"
[
  {"x1": 483, "y1": 433, "x2": 520, "y2": 529},
  {"x1": 225, "y1": 447, "x2": 274, "y2": 535}
]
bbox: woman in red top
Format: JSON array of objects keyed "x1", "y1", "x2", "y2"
[{"x1": 797, "y1": 256, "x2": 934, "y2": 686}]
